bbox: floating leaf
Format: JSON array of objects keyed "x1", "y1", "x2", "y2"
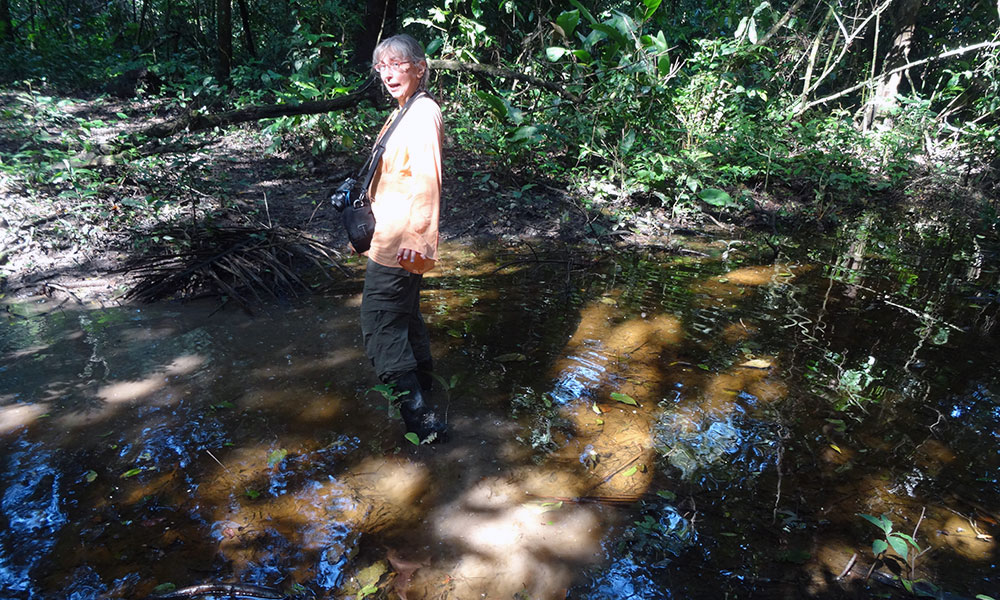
[
  {"x1": 622, "y1": 465, "x2": 638, "y2": 477},
  {"x1": 495, "y1": 352, "x2": 527, "y2": 362},
  {"x1": 739, "y1": 358, "x2": 771, "y2": 369},
  {"x1": 591, "y1": 403, "x2": 603, "y2": 414},
  {"x1": 245, "y1": 488, "x2": 260, "y2": 499},
  {"x1": 595, "y1": 418, "x2": 604, "y2": 425},
  {"x1": 404, "y1": 432, "x2": 420, "y2": 446},
  {"x1": 121, "y1": 468, "x2": 142, "y2": 479},
  {"x1": 151, "y1": 583, "x2": 176, "y2": 594},
  {"x1": 267, "y1": 448, "x2": 288, "y2": 468},
  {"x1": 85, "y1": 470, "x2": 98, "y2": 483},
  {"x1": 610, "y1": 392, "x2": 638, "y2": 406},
  {"x1": 830, "y1": 444, "x2": 842, "y2": 454},
  {"x1": 656, "y1": 490, "x2": 677, "y2": 500}
]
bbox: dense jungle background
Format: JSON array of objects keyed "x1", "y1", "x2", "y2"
[{"x1": 1, "y1": 1, "x2": 999, "y2": 600}]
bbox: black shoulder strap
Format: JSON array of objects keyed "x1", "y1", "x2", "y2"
[{"x1": 358, "y1": 91, "x2": 428, "y2": 193}]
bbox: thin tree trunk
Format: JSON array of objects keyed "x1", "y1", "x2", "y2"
[
  {"x1": 758, "y1": 0, "x2": 807, "y2": 47},
  {"x1": 0, "y1": 0, "x2": 13, "y2": 42},
  {"x1": 137, "y1": 0, "x2": 150, "y2": 43},
  {"x1": 871, "y1": 0, "x2": 922, "y2": 122},
  {"x1": 237, "y1": 0, "x2": 256, "y2": 58},
  {"x1": 217, "y1": 0, "x2": 232, "y2": 80},
  {"x1": 358, "y1": 0, "x2": 397, "y2": 65}
]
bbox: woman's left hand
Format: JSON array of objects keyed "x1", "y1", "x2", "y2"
[{"x1": 397, "y1": 247, "x2": 421, "y2": 264}]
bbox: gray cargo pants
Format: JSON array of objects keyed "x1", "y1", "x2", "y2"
[{"x1": 360, "y1": 260, "x2": 432, "y2": 383}]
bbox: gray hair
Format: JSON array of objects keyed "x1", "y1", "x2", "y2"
[{"x1": 373, "y1": 34, "x2": 430, "y2": 90}]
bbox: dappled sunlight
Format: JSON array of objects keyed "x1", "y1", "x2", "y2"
[
  {"x1": 429, "y1": 475, "x2": 603, "y2": 600},
  {"x1": 96, "y1": 354, "x2": 206, "y2": 403},
  {"x1": 0, "y1": 402, "x2": 51, "y2": 433}
]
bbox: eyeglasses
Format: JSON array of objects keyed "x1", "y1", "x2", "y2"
[{"x1": 373, "y1": 60, "x2": 412, "y2": 73}]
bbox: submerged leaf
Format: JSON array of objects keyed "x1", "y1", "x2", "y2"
[
  {"x1": 121, "y1": 468, "x2": 142, "y2": 479},
  {"x1": 84, "y1": 470, "x2": 98, "y2": 483},
  {"x1": 622, "y1": 465, "x2": 638, "y2": 477},
  {"x1": 495, "y1": 352, "x2": 527, "y2": 362},
  {"x1": 267, "y1": 448, "x2": 288, "y2": 468},
  {"x1": 739, "y1": 358, "x2": 771, "y2": 369},
  {"x1": 404, "y1": 432, "x2": 420, "y2": 446},
  {"x1": 610, "y1": 392, "x2": 638, "y2": 406}
]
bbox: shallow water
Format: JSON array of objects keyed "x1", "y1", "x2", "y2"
[{"x1": 1, "y1": 215, "x2": 998, "y2": 599}]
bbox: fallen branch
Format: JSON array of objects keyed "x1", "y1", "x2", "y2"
[
  {"x1": 800, "y1": 40, "x2": 1000, "y2": 112},
  {"x1": 429, "y1": 59, "x2": 581, "y2": 103}
]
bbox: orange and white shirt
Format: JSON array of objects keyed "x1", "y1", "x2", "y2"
[{"x1": 366, "y1": 94, "x2": 443, "y2": 273}]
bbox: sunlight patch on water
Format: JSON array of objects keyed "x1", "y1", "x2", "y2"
[{"x1": 0, "y1": 402, "x2": 50, "y2": 433}]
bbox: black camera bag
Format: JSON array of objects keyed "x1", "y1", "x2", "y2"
[{"x1": 334, "y1": 91, "x2": 428, "y2": 253}]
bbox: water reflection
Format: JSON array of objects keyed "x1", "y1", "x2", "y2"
[{"x1": 1, "y1": 220, "x2": 998, "y2": 598}]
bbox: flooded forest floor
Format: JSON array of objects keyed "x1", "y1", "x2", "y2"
[{"x1": 2, "y1": 99, "x2": 1000, "y2": 600}]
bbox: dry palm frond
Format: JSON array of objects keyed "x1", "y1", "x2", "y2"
[{"x1": 122, "y1": 224, "x2": 351, "y2": 306}]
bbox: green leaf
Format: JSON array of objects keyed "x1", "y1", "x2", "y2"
[
  {"x1": 656, "y1": 490, "x2": 677, "y2": 500},
  {"x1": 151, "y1": 583, "x2": 176, "y2": 594},
  {"x1": 887, "y1": 533, "x2": 910, "y2": 557},
  {"x1": 425, "y1": 38, "x2": 443, "y2": 57},
  {"x1": 267, "y1": 448, "x2": 288, "y2": 468},
  {"x1": 568, "y1": 0, "x2": 598, "y2": 25},
  {"x1": 495, "y1": 352, "x2": 527, "y2": 362},
  {"x1": 573, "y1": 49, "x2": 593, "y2": 63},
  {"x1": 641, "y1": 0, "x2": 663, "y2": 20},
  {"x1": 245, "y1": 488, "x2": 260, "y2": 499},
  {"x1": 872, "y1": 539, "x2": 888, "y2": 555},
  {"x1": 358, "y1": 583, "x2": 379, "y2": 599},
  {"x1": 859, "y1": 513, "x2": 893, "y2": 535},
  {"x1": 622, "y1": 465, "x2": 638, "y2": 477},
  {"x1": 545, "y1": 47, "x2": 569, "y2": 62},
  {"x1": 84, "y1": 470, "x2": 98, "y2": 483},
  {"x1": 891, "y1": 531, "x2": 921, "y2": 550},
  {"x1": 555, "y1": 10, "x2": 580, "y2": 39},
  {"x1": 476, "y1": 91, "x2": 508, "y2": 118},
  {"x1": 121, "y1": 468, "x2": 142, "y2": 479},
  {"x1": 658, "y1": 55, "x2": 671, "y2": 76},
  {"x1": 699, "y1": 188, "x2": 736, "y2": 207},
  {"x1": 404, "y1": 432, "x2": 420, "y2": 445},
  {"x1": 610, "y1": 392, "x2": 638, "y2": 406},
  {"x1": 975, "y1": 595, "x2": 997, "y2": 600}
]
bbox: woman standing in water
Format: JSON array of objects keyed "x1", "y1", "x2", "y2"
[{"x1": 360, "y1": 34, "x2": 446, "y2": 442}]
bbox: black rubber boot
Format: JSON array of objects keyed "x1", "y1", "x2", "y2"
[
  {"x1": 416, "y1": 360, "x2": 434, "y2": 396},
  {"x1": 393, "y1": 372, "x2": 447, "y2": 443}
]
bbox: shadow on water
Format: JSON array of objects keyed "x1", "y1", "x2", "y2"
[{"x1": 1, "y1": 213, "x2": 998, "y2": 599}]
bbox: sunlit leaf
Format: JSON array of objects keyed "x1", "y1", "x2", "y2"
[
  {"x1": 887, "y1": 533, "x2": 910, "y2": 557},
  {"x1": 699, "y1": 188, "x2": 736, "y2": 207},
  {"x1": 830, "y1": 444, "x2": 842, "y2": 454},
  {"x1": 657, "y1": 55, "x2": 671, "y2": 77},
  {"x1": 267, "y1": 448, "x2": 288, "y2": 468},
  {"x1": 740, "y1": 358, "x2": 772, "y2": 369},
  {"x1": 591, "y1": 403, "x2": 603, "y2": 414},
  {"x1": 121, "y1": 468, "x2": 142, "y2": 478},
  {"x1": 595, "y1": 418, "x2": 604, "y2": 425},
  {"x1": 610, "y1": 392, "x2": 638, "y2": 406},
  {"x1": 546, "y1": 47, "x2": 568, "y2": 62},
  {"x1": 748, "y1": 18, "x2": 758, "y2": 44},
  {"x1": 872, "y1": 539, "x2": 888, "y2": 555},
  {"x1": 859, "y1": 513, "x2": 893, "y2": 534},
  {"x1": 641, "y1": 0, "x2": 662, "y2": 20},
  {"x1": 622, "y1": 465, "x2": 638, "y2": 477},
  {"x1": 404, "y1": 432, "x2": 420, "y2": 445}
]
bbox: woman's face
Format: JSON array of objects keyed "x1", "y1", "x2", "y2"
[{"x1": 375, "y1": 53, "x2": 424, "y2": 105}]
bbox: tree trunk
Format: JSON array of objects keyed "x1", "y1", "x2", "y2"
[
  {"x1": 137, "y1": 0, "x2": 150, "y2": 43},
  {"x1": 217, "y1": 0, "x2": 232, "y2": 80},
  {"x1": 236, "y1": 0, "x2": 256, "y2": 58},
  {"x1": 358, "y1": 0, "x2": 397, "y2": 65},
  {"x1": 0, "y1": 0, "x2": 13, "y2": 42},
  {"x1": 868, "y1": 0, "x2": 922, "y2": 125}
]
